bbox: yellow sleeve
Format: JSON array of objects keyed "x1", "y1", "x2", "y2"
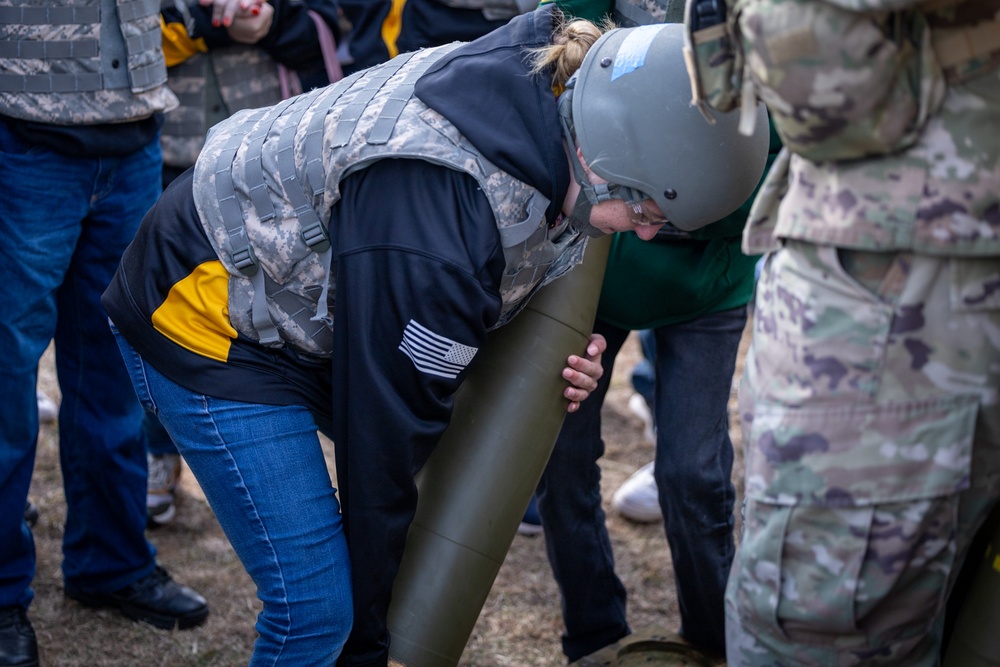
[
  {"x1": 160, "y1": 15, "x2": 209, "y2": 67},
  {"x1": 381, "y1": 0, "x2": 407, "y2": 60}
]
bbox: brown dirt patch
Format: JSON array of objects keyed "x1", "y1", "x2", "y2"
[{"x1": 31, "y1": 324, "x2": 748, "y2": 665}]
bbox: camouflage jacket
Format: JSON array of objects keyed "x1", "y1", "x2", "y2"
[
  {"x1": 193, "y1": 43, "x2": 585, "y2": 357},
  {"x1": 738, "y1": 0, "x2": 1000, "y2": 256},
  {"x1": 0, "y1": 0, "x2": 177, "y2": 124},
  {"x1": 162, "y1": 47, "x2": 284, "y2": 169}
]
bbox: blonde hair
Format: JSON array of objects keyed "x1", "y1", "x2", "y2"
[{"x1": 529, "y1": 12, "x2": 615, "y2": 93}]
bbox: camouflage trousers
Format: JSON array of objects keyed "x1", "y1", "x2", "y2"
[{"x1": 726, "y1": 240, "x2": 1000, "y2": 666}]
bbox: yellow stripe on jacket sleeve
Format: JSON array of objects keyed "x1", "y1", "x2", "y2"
[
  {"x1": 382, "y1": 0, "x2": 407, "y2": 59},
  {"x1": 161, "y1": 15, "x2": 208, "y2": 68},
  {"x1": 151, "y1": 260, "x2": 238, "y2": 363}
]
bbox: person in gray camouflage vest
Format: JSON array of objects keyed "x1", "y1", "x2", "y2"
[
  {"x1": 101, "y1": 5, "x2": 765, "y2": 665},
  {"x1": 0, "y1": 0, "x2": 211, "y2": 665},
  {"x1": 681, "y1": 0, "x2": 1000, "y2": 663},
  {"x1": 143, "y1": 0, "x2": 342, "y2": 529},
  {"x1": 159, "y1": 0, "x2": 341, "y2": 186}
]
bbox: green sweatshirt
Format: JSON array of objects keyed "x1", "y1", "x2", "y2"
[{"x1": 599, "y1": 120, "x2": 781, "y2": 329}]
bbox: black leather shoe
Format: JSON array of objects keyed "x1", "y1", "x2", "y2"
[
  {"x1": 0, "y1": 607, "x2": 39, "y2": 667},
  {"x1": 65, "y1": 566, "x2": 209, "y2": 630}
]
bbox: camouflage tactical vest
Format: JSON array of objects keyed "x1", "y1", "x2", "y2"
[
  {"x1": 193, "y1": 43, "x2": 585, "y2": 358},
  {"x1": 162, "y1": 48, "x2": 284, "y2": 169},
  {"x1": 0, "y1": 0, "x2": 176, "y2": 124}
]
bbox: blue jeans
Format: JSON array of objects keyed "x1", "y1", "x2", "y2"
[
  {"x1": 0, "y1": 122, "x2": 161, "y2": 607},
  {"x1": 112, "y1": 331, "x2": 353, "y2": 665},
  {"x1": 536, "y1": 307, "x2": 746, "y2": 660}
]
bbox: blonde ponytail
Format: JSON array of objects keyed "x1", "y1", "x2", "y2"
[{"x1": 529, "y1": 12, "x2": 613, "y2": 93}]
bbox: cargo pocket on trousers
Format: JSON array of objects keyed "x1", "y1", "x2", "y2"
[{"x1": 735, "y1": 393, "x2": 978, "y2": 648}]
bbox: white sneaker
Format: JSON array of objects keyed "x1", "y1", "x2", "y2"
[
  {"x1": 36, "y1": 390, "x2": 57, "y2": 424},
  {"x1": 516, "y1": 495, "x2": 543, "y2": 536},
  {"x1": 147, "y1": 453, "x2": 182, "y2": 526},
  {"x1": 627, "y1": 393, "x2": 655, "y2": 444},
  {"x1": 612, "y1": 462, "x2": 661, "y2": 523}
]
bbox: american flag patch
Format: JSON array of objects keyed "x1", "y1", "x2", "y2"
[{"x1": 399, "y1": 320, "x2": 478, "y2": 379}]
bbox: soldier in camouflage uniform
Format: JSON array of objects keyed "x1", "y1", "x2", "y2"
[
  {"x1": 102, "y1": 5, "x2": 764, "y2": 664},
  {"x1": 681, "y1": 0, "x2": 1000, "y2": 663},
  {"x1": 0, "y1": 0, "x2": 210, "y2": 664}
]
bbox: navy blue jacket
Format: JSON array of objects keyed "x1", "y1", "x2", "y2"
[{"x1": 341, "y1": 0, "x2": 511, "y2": 73}]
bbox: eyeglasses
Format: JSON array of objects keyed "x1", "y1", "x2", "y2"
[{"x1": 627, "y1": 201, "x2": 669, "y2": 227}]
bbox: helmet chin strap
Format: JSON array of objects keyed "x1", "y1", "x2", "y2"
[
  {"x1": 557, "y1": 77, "x2": 646, "y2": 238},
  {"x1": 566, "y1": 186, "x2": 611, "y2": 238},
  {"x1": 557, "y1": 78, "x2": 616, "y2": 238}
]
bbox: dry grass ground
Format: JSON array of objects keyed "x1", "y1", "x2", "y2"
[{"x1": 30, "y1": 324, "x2": 749, "y2": 666}]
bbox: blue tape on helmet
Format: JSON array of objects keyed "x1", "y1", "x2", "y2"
[{"x1": 611, "y1": 24, "x2": 667, "y2": 81}]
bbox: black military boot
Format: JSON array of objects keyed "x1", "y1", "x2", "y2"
[
  {"x1": 65, "y1": 565, "x2": 209, "y2": 630},
  {"x1": 0, "y1": 607, "x2": 39, "y2": 667}
]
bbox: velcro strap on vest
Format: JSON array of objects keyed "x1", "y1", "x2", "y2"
[
  {"x1": 232, "y1": 86, "x2": 341, "y2": 342},
  {"x1": 213, "y1": 109, "x2": 269, "y2": 276},
  {"x1": 117, "y1": 0, "x2": 159, "y2": 21},
  {"x1": 251, "y1": 268, "x2": 280, "y2": 345},
  {"x1": 273, "y1": 89, "x2": 333, "y2": 251},
  {"x1": 368, "y1": 42, "x2": 463, "y2": 145},
  {"x1": 0, "y1": 72, "x2": 103, "y2": 92},
  {"x1": 330, "y1": 51, "x2": 416, "y2": 148},
  {"x1": 0, "y1": 5, "x2": 105, "y2": 92},
  {"x1": 126, "y1": 29, "x2": 161, "y2": 56},
  {"x1": 498, "y1": 191, "x2": 552, "y2": 247},
  {"x1": 933, "y1": 18, "x2": 1000, "y2": 82},
  {"x1": 302, "y1": 71, "x2": 365, "y2": 197},
  {"x1": 257, "y1": 272, "x2": 333, "y2": 345},
  {"x1": 0, "y1": 39, "x2": 98, "y2": 58},
  {"x1": 0, "y1": 5, "x2": 100, "y2": 24},
  {"x1": 244, "y1": 97, "x2": 300, "y2": 224},
  {"x1": 129, "y1": 60, "x2": 167, "y2": 92}
]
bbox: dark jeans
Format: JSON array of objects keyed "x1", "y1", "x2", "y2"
[
  {"x1": 0, "y1": 122, "x2": 161, "y2": 606},
  {"x1": 536, "y1": 307, "x2": 746, "y2": 661},
  {"x1": 631, "y1": 328, "x2": 656, "y2": 411}
]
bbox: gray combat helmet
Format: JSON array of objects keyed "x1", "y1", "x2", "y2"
[{"x1": 564, "y1": 22, "x2": 769, "y2": 231}]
